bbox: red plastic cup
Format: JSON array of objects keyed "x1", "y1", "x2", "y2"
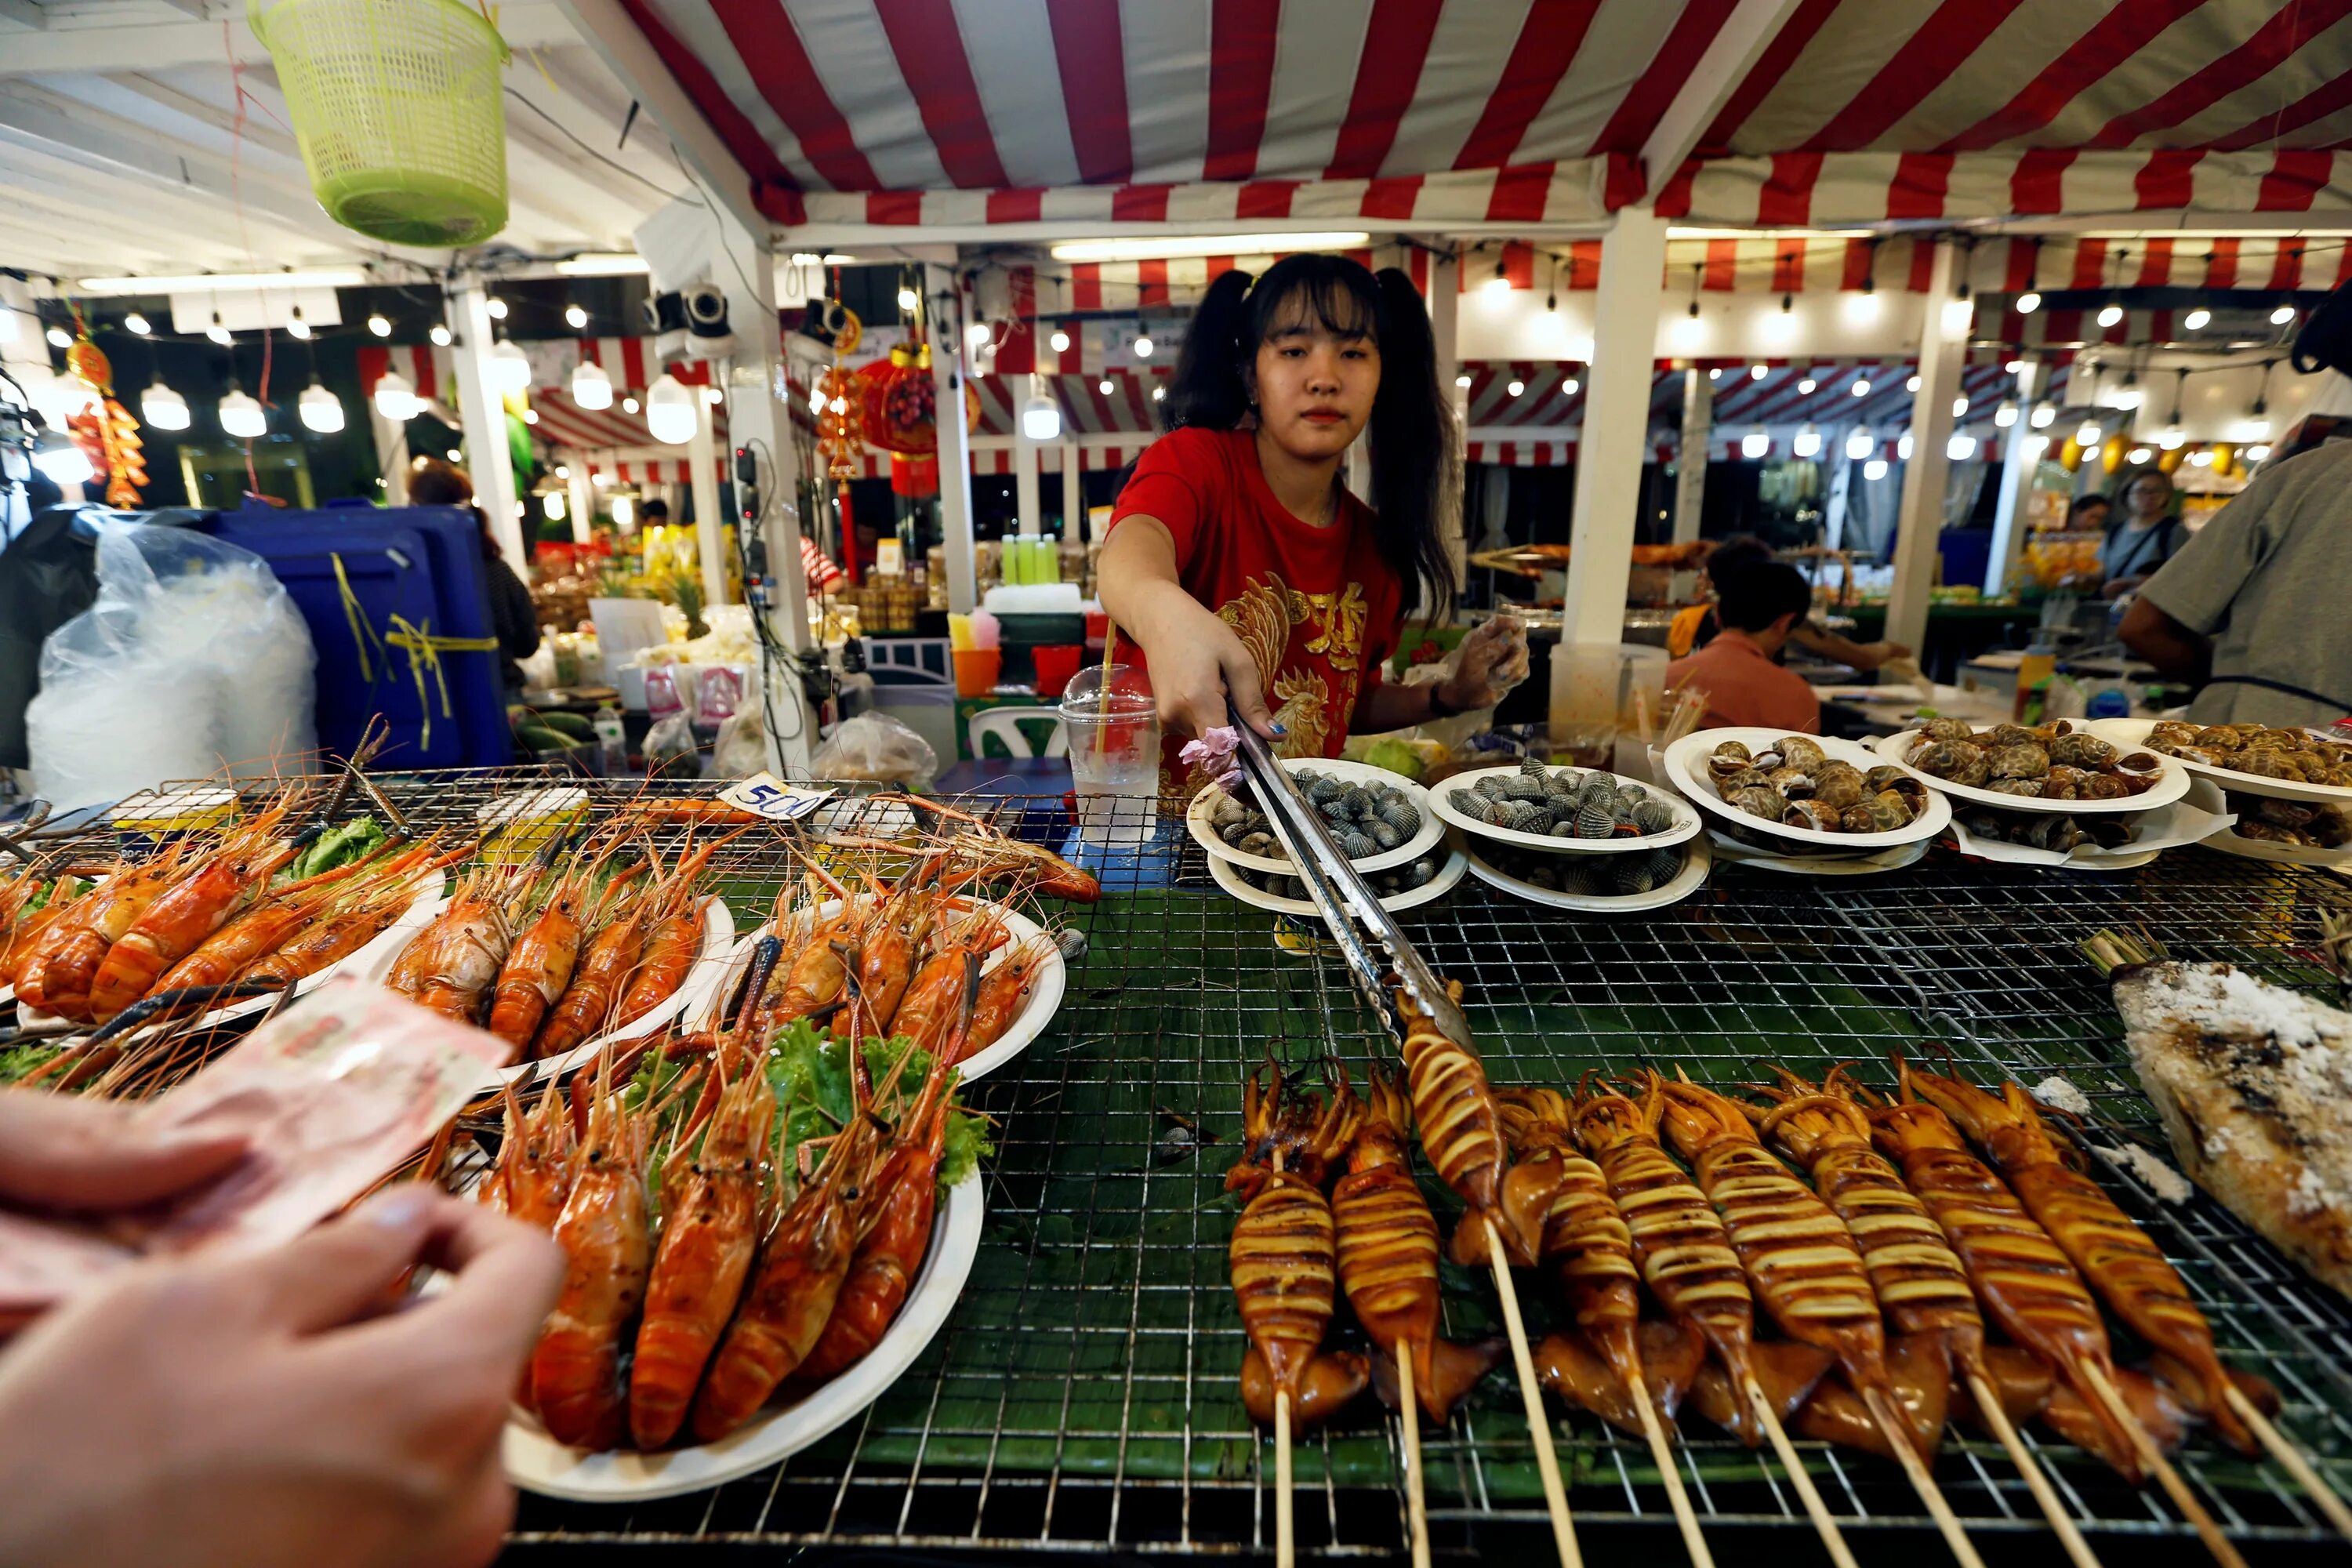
[{"x1": 1032, "y1": 644, "x2": 1083, "y2": 699}]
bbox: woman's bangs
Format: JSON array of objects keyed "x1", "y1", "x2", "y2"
[{"x1": 1255, "y1": 267, "x2": 1377, "y2": 345}]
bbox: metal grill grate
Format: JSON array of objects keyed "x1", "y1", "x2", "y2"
[{"x1": 25, "y1": 775, "x2": 2352, "y2": 1555}]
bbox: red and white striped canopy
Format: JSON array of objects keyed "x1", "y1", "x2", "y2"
[
  {"x1": 622, "y1": 0, "x2": 2352, "y2": 233},
  {"x1": 1463, "y1": 358, "x2": 2043, "y2": 442}
]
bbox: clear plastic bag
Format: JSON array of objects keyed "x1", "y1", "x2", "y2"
[
  {"x1": 810, "y1": 712, "x2": 938, "y2": 789},
  {"x1": 27, "y1": 522, "x2": 316, "y2": 808}
]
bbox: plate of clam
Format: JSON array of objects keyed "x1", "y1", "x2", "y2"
[
  {"x1": 2181, "y1": 778, "x2": 2352, "y2": 866},
  {"x1": 1461, "y1": 834, "x2": 1710, "y2": 912},
  {"x1": 1874, "y1": 718, "x2": 2187, "y2": 814},
  {"x1": 1186, "y1": 759, "x2": 1444, "y2": 877},
  {"x1": 1664, "y1": 728, "x2": 1951, "y2": 855},
  {"x1": 2089, "y1": 717, "x2": 2352, "y2": 805},
  {"x1": 1430, "y1": 759, "x2": 1702, "y2": 855}
]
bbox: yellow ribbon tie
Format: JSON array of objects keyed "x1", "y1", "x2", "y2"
[{"x1": 330, "y1": 554, "x2": 499, "y2": 751}]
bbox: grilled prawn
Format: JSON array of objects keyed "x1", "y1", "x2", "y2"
[
  {"x1": 529, "y1": 1068, "x2": 653, "y2": 1450},
  {"x1": 1903, "y1": 1065, "x2": 2256, "y2": 1455}
]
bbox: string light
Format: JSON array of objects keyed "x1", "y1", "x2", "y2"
[
  {"x1": 1947, "y1": 432, "x2": 1976, "y2": 461},
  {"x1": 44, "y1": 326, "x2": 70, "y2": 349},
  {"x1": 206, "y1": 313, "x2": 232, "y2": 346},
  {"x1": 1896, "y1": 431, "x2": 1914, "y2": 460},
  {"x1": 140, "y1": 378, "x2": 190, "y2": 431},
  {"x1": 564, "y1": 303, "x2": 589, "y2": 330},
  {"x1": 1793, "y1": 424, "x2": 1821, "y2": 457},
  {"x1": 1851, "y1": 378, "x2": 1870, "y2": 397},
  {"x1": 430, "y1": 324, "x2": 452, "y2": 347},
  {"x1": 485, "y1": 297, "x2": 509, "y2": 320},
  {"x1": 287, "y1": 307, "x2": 311, "y2": 341},
  {"x1": 219, "y1": 384, "x2": 267, "y2": 438},
  {"x1": 367, "y1": 313, "x2": 392, "y2": 337},
  {"x1": 2270, "y1": 299, "x2": 2296, "y2": 325},
  {"x1": 1048, "y1": 329, "x2": 1071, "y2": 354},
  {"x1": 1741, "y1": 428, "x2": 1769, "y2": 459},
  {"x1": 1506, "y1": 378, "x2": 1525, "y2": 397},
  {"x1": 2015, "y1": 290, "x2": 2042, "y2": 314},
  {"x1": 1864, "y1": 458, "x2": 1889, "y2": 481},
  {"x1": 1994, "y1": 401, "x2": 2019, "y2": 428},
  {"x1": 2183, "y1": 306, "x2": 2211, "y2": 331},
  {"x1": 2030, "y1": 403, "x2": 2056, "y2": 428},
  {"x1": 123, "y1": 312, "x2": 151, "y2": 336},
  {"x1": 1846, "y1": 428, "x2": 1873, "y2": 460},
  {"x1": 297, "y1": 377, "x2": 344, "y2": 434}
]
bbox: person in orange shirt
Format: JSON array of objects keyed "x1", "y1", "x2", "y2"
[{"x1": 1664, "y1": 559, "x2": 1821, "y2": 734}]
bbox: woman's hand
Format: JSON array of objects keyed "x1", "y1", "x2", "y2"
[
  {"x1": 1438, "y1": 615, "x2": 1529, "y2": 713},
  {"x1": 1146, "y1": 601, "x2": 1278, "y2": 742},
  {"x1": 0, "y1": 1091, "x2": 248, "y2": 1212},
  {"x1": 0, "y1": 1186, "x2": 561, "y2": 1568}
]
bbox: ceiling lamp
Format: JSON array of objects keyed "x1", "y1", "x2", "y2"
[
  {"x1": 2075, "y1": 419, "x2": 2104, "y2": 448},
  {"x1": 367, "y1": 313, "x2": 392, "y2": 337},
  {"x1": 1098, "y1": 378, "x2": 1114, "y2": 396},
  {"x1": 430, "y1": 324, "x2": 453, "y2": 347},
  {"x1": 1905, "y1": 374, "x2": 1922, "y2": 392},
  {"x1": 1851, "y1": 378, "x2": 1871, "y2": 397},
  {"x1": 1951, "y1": 395, "x2": 1969, "y2": 419},
  {"x1": 564, "y1": 303, "x2": 590, "y2": 330},
  {"x1": 2030, "y1": 403, "x2": 2056, "y2": 428},
  {"x1": 1455, "y1": 372, "x2": 1472, "y2": 389},
  {"x1": 966, "y1": 320, "x2": 993, "y2": 350},
  {"x1": 2245, "y1": 443, "x2": 2272, "y2": 463},
  {"x1": 521, "y1": 408, "x2": 540, "y2": 426},
  {"x1": 297, "y1": 378, "x2": 345, "y2": 434},
  {"x1": 287, "y1": 307, "x2": 311, "y2": 341},
  {"x1": 2188, "y1": 448, "x2": 2216, "y2": 467},
  {"x1": 1845, "y1": 271, "x2": 1881, "y2": 321},
  {"x1": 1993, "y1": 401, "x2": 2019, "y2": 428},
  {"x1": 1846, "y1": 427, "x2": 1874, "y2": 461},
  {"x1": 1486, "y1": 260, "x2": 1510, "y2": 296},
  {"x1": 897, "y1": 285, "x2": 919, "y2": 312},
  {"x1": 622, "y1": 396, "x2": 640, "y2": 414},
  {"x1": 2183, "y1": 306, "x2": 2211, "y2": 331},
  {"x1": 1863, "y1": 458, "x2": 1889, "y2": 481},
  {"x1": 45, "y1": 326, "x2": 71, "y2": 350},
  {"x1": 1896, "y1": 431, "x2": 1914, "y2": 460},
  {"x1": 1708, "y1": 367, "x2": 1722, "y2": 381},
  {"x1": 2015, "y1": 290, "x2": 2042, "y2": 314},
  {"x1": 1947, "y1": 432, "x2": 1976, "y2": 461},
  {"x1": 32, "y1": 432, "x2": 94, "y2": 488},
  {"x1": 1133, "y1": 333, "x2": 1153, "y2": 358},
  {"x1": 1792, "y1": 424, "x2": 1821, "y2": 458},
  {"x1": 206, "y1": 314, "x2": 232, "y2": 347},
  {"x1": 544, "y1": 491, "x2": 567, "y2": 521},
  {"x1": 572, "y1": 361, "x2": 613, "y2": 411},
  {"x1": 2024, "y1": 433, "x2": 2049, "y2": 458},
  {"x1": 1048, "y1": 329, "x2": 1071, "y2": 354},
  {"x1": 485, "y1": 296, "x2": 509, "y2": 321},
  {"x1": 489, "y1": 339, "x2": 533, "y2": 394},
  {"x1": 702, "y1": 384, "x2": 724, "y2": 405},
  {"x1": 123, "y1": 312, "x2": 151, "y2": 336},
  {"x1": 1749, "y1": 364, "x2": 1767, "y2": 380},
  {"x1": 644, "y1": 372, "x2": 696, "y2": 444},
  {"x1": 219, "y1": 384, "x2": 267, "y2": 438},
  {"x1": 2125, "y1": 445, "x2": 2152, "y2": 464},
  {"x1": 1562, "y1": 376, "x2": 1580, "y2": 397},
  {"x1": 1740, "y1": 428, "x2": 1769, "y2": 459},
  {"x1": 2097, "y1": 299, "x2": 2124, "y2": 328},
  {"x1": 1506, "y1": 378, "x2": 1525, "y2": 397},
  {"x1": 1798, "y1": 377, "x2": 1817, "y2": 394},
  {"x1": 140, "y1": 378, "x2": 191, "y2": 431},
  {"x1": 2270, "y1": 300, "x2": 2296, "y2": 325},
  {"x1": 372, "y1": 370, "x2": 422, "y2": 422},
  {"x1": 1021, "y1": 378, "x2": 1062, "y2": 441},
  {"x1": 1152, "y1": 384, "x2": 1166, "y2": 401}
]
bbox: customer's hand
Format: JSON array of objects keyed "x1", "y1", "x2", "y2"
[
  {"x1": 1439, "y1": 615, "x2": 1530, "y2": 713},
  {"x1": 1149, "y1": 604, "x2": 1278, "y2": 742},
  {"x1": 0, "y1": 1185, "x2": 562, "y2": 1568},
  {"x1": 0, "y1": 1091, "x2": 248, "y2": 1212}
]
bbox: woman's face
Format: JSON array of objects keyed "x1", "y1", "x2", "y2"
[
  {"x1": 2123, "y1": 474, "x2": 2172, "y2": 520},
  {"x1": 1250, "y1": 307, "x2": 1379, "y2": 464}
]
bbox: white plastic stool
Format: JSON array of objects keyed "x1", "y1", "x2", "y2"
[{"x1": 967, "y1": 706, "x2": 1069, "y2": 760}]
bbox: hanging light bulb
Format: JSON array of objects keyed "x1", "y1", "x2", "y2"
[
  {"x1": 1947, "y1": 432, "x2": 1976, "y2": 461},
  {"x1": 1134, "y1": 332, "x2": 1154, "y2": 358},
  {"x1": 485, "y1": 296, "x2": 509, "y2": 321},
  {"x1": 521, "y1": 408, "x2": 540, "y2": 426},
  {"x1": 2125, "y1": 445, "x2": 2151, "y2": 464},
  {"x1": 2270, "y1": 300, "x2": 2296, "y2": 325},
  {"x1": 218, "y1": 384, "x2": 267, "y2": 438},
  {"x1": 2005, "y1": 358, "x2": 2027, "y2": 375},
  {"x1": 1994, "y1": 401, "x2": 2019, "y2": 428},
  {"x1": 2015, "y1": 290, "x2": 2042, "y2": 314},
  {"x1": 1793, "y1": 424, "x2": 1821, "y2": 458},
  {"x1": 1152, "y1": 384, "x2": 1166, "y2": 401},
  {"x1": 489, "y1": 339, "x2": 533, "y2": 394},
  {"x1": 1098, "y1": 378, "x2": 1114, "y2": 397},
  {"x1": 287, "y1": 307, "x2": 312, "y2": 341},
  {"x1": 1048, "y1": 328, "x2": 1071, "y2": 354},
  {"x1": 612, "y1": 495, "x2": 634, "y2": 528},
  {"x1": 44, "y1": 326, "x2": 71, "y2": 350},
  {"x1": 1864, "y1": 458, "x2": 1889, "y2": 481},
  {"x1": 809, "y1": 384, "x2": 828, "y2": 413},
  {"x1": 1846, "y1": 428, "x2": 1874, "y2": 461},
  {"x1": 544, "y1": 491, "x2": 567, "y2": 521},
  {"x1": 1906, "y1": 374, "x2": 1922, "y2": 392},
  {"x1": 1562, "y1": 376, "x2": 1580, "y2": 396},
  {"x1": 1845, "y1": 270, "x2": 1881, "y2": 321},
  {"x1": 367, "y1": 313, "x2": 392, "y2": 337},
  {"x1": 2030, "y1": 402, "x2": 2056, "y2": 429},
  {"x1": 1485, "y1": 260, "x2": 1510, "y2": 295},
  {"x1": 140, "y1": 377, "x2": 190, "y2": 431},
  {"x1": 702, "y1": 384, "x2": 724, "y2": 406},
  {"x1": 564, "y1": 303, "x2": 590, "y2": 330},
  {"x1": 1750, "y1": 364, "x2": 1767, "y2": 381},
  {"x1": 206, "y1": 313, "x2": 232, "y2": 347},
  {"x1": 966, "y1": 320, "x2": 992, "y2": 350},
  {"x1": 2183, "y1": 306, "x2": 2211, "y2": 332},
  {"x1": 2245, "y1": 443, "x2": 2272, "y2": 463},
  {"x1": 1951, "y1": 394, "x2": 1969, "y2": 419},
  {"x1": 2024, "y1": 432, "x2": 2049, "y2": 459},
  {"x1": 622, "y1": 396, "x2": 641, "y2": 414},
  {"x1": 123, "y1": 312, "x2": 151, "y2": 336},
  {"x1": 1506, "y1": 378, "x2": 1525, "y2": 397},
  {"x1": 2158, "y1": 423, "x2": 2185, "y2": 451},
  {"x1": 571, "y1": 360, "x2": 613, "y2": 411},
  {"x1": 2075, "y1": 419, "x2": 2103, "y2": 448},
  {"x1": 1896, "y1": 431, "x2": 1914, "y2": 460},
  {"x1": 430, "y1": 324, "x2": 453, "y2": 347},
  {"x1": 2096, "y1": 299, "x2": 2124, "y2": 328},
  {"x1": 1455, "y1": 372, "x2": 1472, "y2": 389},
  {"x1": 1708, "y1": 367, "x2": 1722, "y2": 382},
  {"x1": 644, "y1": 372, "x2": 696, "y2": 444},
  {"x1": 1798, "y1": 377, "x2": 1817, "y2": 394},
  {"x1": 297, "y1": 377, "x2": 345, "y2": 434},
  {"x1": 372, "y1": 370, "x2": 421, "y2": 422},
  {"x1": 2113, "y1": 372, "x2": 2143, "y2": 409},
  {"x1": 32, "y1": 434, "x2": 93, "y2": 488},
  {"x1": 1021, "y1": 376, "x2": 1062, "y2": 441},
  {"x1": 1940, "y1": 293, "x2": 1974, "y2": 337},
  {"x1": 897, "y1": 285, "x2": 919, "y2": 312},
  {"x1": 556, "y1": 463, "x2": 570, "y2": 478},
  {"x1": 2188, "y1": 448, "x2": 2216, "y2": 467},
  {"x1": 1741, "y1": 428, "x2": 1769, "y2": 459},
  {"x1": 1851, "y1": 378, "x2": 1871, "y2": 397}
]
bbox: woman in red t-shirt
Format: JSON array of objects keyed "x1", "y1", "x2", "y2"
[{"x1": 1100, "y1": 255, "x2": 1521, "y2": 762}]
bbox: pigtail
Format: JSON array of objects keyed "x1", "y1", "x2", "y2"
[
  {"x1": 1368, "y1": 267, "x2": 1458, "y2": 619},
  {"x1": 1161, "y1": 267, "x2": 1256, "y2": 433}
]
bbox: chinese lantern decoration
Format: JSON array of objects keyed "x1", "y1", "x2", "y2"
[
  {"x1": 63, "y1": 326, "x2": 147, "y2": 508},
  {"x1": 812, "y1": 364, "x2": 865, "y2": 481}
]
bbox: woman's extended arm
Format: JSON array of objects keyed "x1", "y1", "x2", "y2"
[{"x1": 1098, "y1": 517, "x2": 1277, "y2": 739}]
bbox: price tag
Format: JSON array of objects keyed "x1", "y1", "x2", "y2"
[{"x1": 717, "y1": 771, "x2": 836, "y2": 822}]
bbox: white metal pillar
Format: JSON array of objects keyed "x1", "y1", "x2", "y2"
[
  {"x1": 1672, "y1": 365, "x2": 1711, "y2": 544},
  {"x1": 445, "y1": 282, "x2": 527, "y2": 565},
  {"x1": 1823, "y1": 433, "x2": 1853, "y2": 552},
  {"x1": 1429, "y1": 248, "x2": 1467, "y2": 594},
  {"x1": 1562, "y1": 205, "x2": 1670, "y2": 648},
  {"x1": 565, "y1": 460, "x2": 593, "y2": 545},
  {"x1": 370, "y1": 403, "x2": 411, "y2": 506},
  {"x1": 931, "y1": 261, "x2": 979, "y2": 612},
  {"x1": 1014, "y1": 432, "x2": 1043, "y2": 535},
  {"x1": 1061, "y1": 441, "x2": 1083, "y2": 540},
  {"x1": 1886, "y1": 239, "x2": 1964, "y2": 656},
  {"x1": 688, "y1": 394, "x2": 728, "y2": 607},
  {"x1": 1985, "y1": 363, "x2": 2041, "y2": 597}
]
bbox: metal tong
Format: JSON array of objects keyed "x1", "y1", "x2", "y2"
[{"x1": 1226, "y1": 707, "x2": 1473, "y2": 1050}]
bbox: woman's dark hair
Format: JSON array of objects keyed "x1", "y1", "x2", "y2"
[
  {"x1": 2065, "y1": 493, "x2": 2112, "y2": 528},
  {"x1": 408, "y1": 458, "x2": 501, "y2": 557},
  {"x1": 1160, "y1": 254, "x2": 1458, "y2": 618}
]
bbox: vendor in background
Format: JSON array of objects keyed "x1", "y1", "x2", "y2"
[
  {"x1": 1099, "y1": 255, "x2": 1523, "y2": 756},
  {"x1": 2121, "y1": 439, "x2": 2352, "y2": 727},
  {"x1": 1665, "y1": 557, "x2": 1823, "y2": 734},
  {"x1": 410, "y1": 459, "x2": 540, "y2": 695},
  {"x1": 2067, "y1": 493, "x2": 2112, "y2": 533},
  {"x1": 2100, "y1": 467, "x2": 2185, "y2": 599},
  {"x1": 1667, "y1": 537, "x2": 1911, "y2": 672}
]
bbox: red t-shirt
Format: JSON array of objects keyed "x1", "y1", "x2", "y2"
[{"x1": 1107, "y1": 427, "x2": 1405, "y2": 767}]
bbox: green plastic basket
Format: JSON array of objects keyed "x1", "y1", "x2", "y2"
[{"x1": 249, "y1": 0, "x2": 510, "y2": 247}]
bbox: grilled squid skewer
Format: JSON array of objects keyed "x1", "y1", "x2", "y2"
[{"x1": 1652, "y1": 1074, "x2": 1987, "y2": 1568}]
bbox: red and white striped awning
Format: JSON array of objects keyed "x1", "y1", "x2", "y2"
[{"x1": 619, "y1": 0, "x2": 2352, "y2": 234}]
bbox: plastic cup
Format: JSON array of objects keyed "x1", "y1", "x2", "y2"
[
  {"x1": 1033, "y1": 644, "x2": 1083, "y2": 699},
  {"x1": 1059, "y1": 663, "x2": 1160, "y2": 846},
  {"x1": 953, "y1": 648, "x2": 1002, "y2": 697}
]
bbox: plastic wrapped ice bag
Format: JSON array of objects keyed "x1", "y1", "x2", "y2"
[
  {"x1": 27, "y1": 521, "x2": 316, "y2": 808},
  {"x1": 810, "y1": 712, "x2": 938, "y2": 789}
]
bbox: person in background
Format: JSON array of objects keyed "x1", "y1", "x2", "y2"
[
  {"x1": 800, "y1": 532, "x2": 847, "y2": 597},
  {"x1": 1665, "y1": 557, "x2": 1823, "y2": 734},
  {"x1": 2067, "y1": 493, "x2": 2112, "y2": 533},
  {"x1": 2120, "y1": 440, "x2": 2352, "y2": 727},
  {"x1": 0, "y1": 1092, "x2": 561, "y2": 1568},
  {"x1": 409, "y1": 459, "x2": 540, "y2": 695},
  {"x1": 2100, "y1": 467, "x2": 2185, "y2": 599},
  {"x1": 1667, "y1": 537, "x2": 1911, "y2": 672}
]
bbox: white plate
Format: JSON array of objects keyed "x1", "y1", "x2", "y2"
[
  {"x1": 1873, "y1": 728, "x2": 2188, "y2": 815},
  {"x1": 1709, "y1": 835, "x2": 1932, "y2": 877},
  {"x1": 2180, "y1": 777, "x2": 2352, "y2": 867},
  {"x1": 1428, "y1": 764, "x2": 1701, "y2": 856},
  {"x1": 1185, "y1": 758, "x2": 1443, "y2": 876},
  {"x1": 503, "y1": 898, "x2": 739, "y2": 1085},
  {"x1": 1461, "y1": 836, "x2": 1711, "y2": 912},
  {"x1": 1664, "y1": 728, "x2": 1951, "y2": 853},
  {"x1": 504, "y1": 1169, "x2": 984, "y2": 1501},
  {"x1": 2085, "y1": 717, "x2": 2352, "y2": 805},
  {"x1": 1206, "y1": 842, "x2": 1468, "y2": 917},
  {"x1": 696, "y1": 898, "x2": 1064, "y2": 1086}
]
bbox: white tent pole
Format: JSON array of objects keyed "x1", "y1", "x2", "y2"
[
  {"x1": 1886, "y1": 239, "x2": 1964, "y2": 656},
  {"x1": 1824, "y1": 431, "x2": 1853, "y2": 553},
  {"x1": 931, "y1": 261, "x2": 980, "y2": 613},
  {"x1": 1429, "y1": 248, "x2": 1467, "y2": 593},
  {"x1": 1985, "y1": 362, "x2": 2041, "y2": 597},
  {"x1": 688, "y1": 393, "x2": 728, "y2": 608},
  {"x1": 1562, "y1": 205, "x2": 1669, "y2": 648},
  {"x1": 1673, "y1": 365, "x2": 1711, "y2": 544},
  {"x1": 1015, "y1": 427, "x2": 1043, "y2": 536},
  {"x1": 445, "y1": 281, "x2": 528, "y2": 566},
  {"x1": 370, "y1": 401, "x2": 411, "y2": 506},
  {"x1": 565, "y1": 459, "x2": 593, "y2": 546},
  {"x1": 1062, "y1": 441, "x2": 1083, "y2": 541}
]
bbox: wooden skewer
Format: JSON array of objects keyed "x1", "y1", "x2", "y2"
[
  {"x1": 2221, "y1": 1381, "x2": 2352, "y2": 1542},
  {"x1": 2080, "y1": 1360, "x2": 2246, "y2": 1568},
  {"x1": 1962, "y1": 1370, "x2": 2103, "y2": 1568},
  {"x1": 1744, "y1": 1373, "x2": 1860, "y2": 1568},
  {"x1": 1398, "y1": 1340, "x2": 1432, "y2": 1568},
  {"x1": 1861, "y1": 1384, "x2": 1987, "y2": 1568},
  {"x1": 1627, "y1": 1366, "x2": 1715, "y2": 1568},
  {"x1": 1275, "y1": 1387, "x2": 1295, "y2": 1568},
  {"x1": 1486, "y1": 1219, "x2": 1584, "y2": 1568}
]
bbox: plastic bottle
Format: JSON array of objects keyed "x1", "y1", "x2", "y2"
[{"x1": 593, "y1": 703, "x2": 627, "y2": 776}]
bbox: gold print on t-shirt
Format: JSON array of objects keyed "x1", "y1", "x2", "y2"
[
  {"x1": 1216, "y1": 571, "x2": 1374, "y2": 761},
  {"x1": 1297, "y1": 583, "x2": 1367, "y2": 673}
]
